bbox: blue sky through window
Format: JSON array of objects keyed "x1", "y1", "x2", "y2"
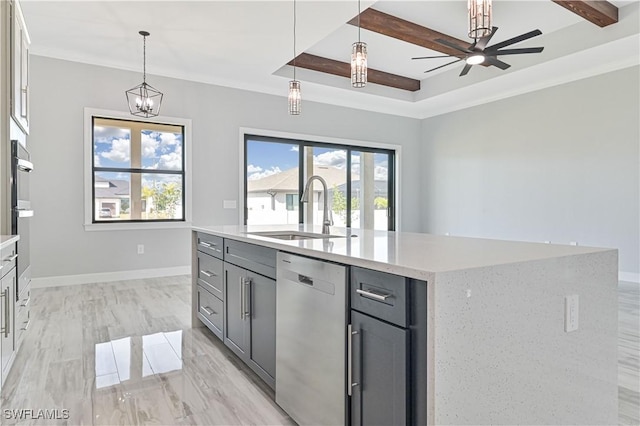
[{"x1": 94, "y1": 126, "x2": 182, "y2": 171}]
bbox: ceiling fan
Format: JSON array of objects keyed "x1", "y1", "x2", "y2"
[{"x1": 412, "y1": 26, "x2": 544, "y2": 76}]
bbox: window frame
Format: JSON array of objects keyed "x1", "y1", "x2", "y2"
[
  {"x1": 242, "y1": 131, "x2": 399, "y2": 231},
  {"x1": 84, "y1": 108, "x2": 192, "y2": 231}
]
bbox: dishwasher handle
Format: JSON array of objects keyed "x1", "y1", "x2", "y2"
[{"x1": 298, "y1": 274, "x2": 313, "y2": 286}]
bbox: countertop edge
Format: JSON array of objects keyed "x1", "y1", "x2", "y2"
[
  {"x1": 0, "y1": 235, "x2": 20, "y2": 250},
  {"x1": 192, "y1": 226, "x2": 616, "y2": 281}
]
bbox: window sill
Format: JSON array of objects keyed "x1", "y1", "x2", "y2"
[{"x1": 84, "y1": 221, "x2": 192, "y2": 232}]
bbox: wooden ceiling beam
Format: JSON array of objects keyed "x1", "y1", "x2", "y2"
[
  {"x1": 551, "y1": 1, "x2": 618, "y2": 27},
  {"x1": 347, "y1": 8, "x2": 468, "y2": 58},
  {"x1": 288, "y1": 53, "x2": 421, "y2": 92}
]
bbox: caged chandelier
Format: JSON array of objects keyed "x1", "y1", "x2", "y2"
[
  {"x1": 468, "y1": 0, "x2": 492, "y2": 39},
  {"x1": 351, "y1": 0, "x2": 367, "y2": 88},
  {"x1": 288, "y1": 0, "x2": 301, "y2": 115},
  {"x1": 125, "y1": 31, "x2": 163, "y2": 118}
]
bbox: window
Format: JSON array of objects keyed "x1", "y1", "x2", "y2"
[
  {"x1": 84, "y1": 109, "x2": 191, "y2": 230},
  {"x1": 244, "y1": 135, "x2": 396, "y2": 230}
]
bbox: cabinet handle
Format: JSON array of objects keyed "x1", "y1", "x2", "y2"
[
  {"x1": 201, "y1": 306, "x2": 216, "y2": 316},
  {"x1": 20, "y1": 296, "x2": 30, "y2": 308},
  {"x1": 348, "y1": 324, "x2": 359, "y2": 396},
  {"x1": 3, "y1": 254, "x2": 18, "y2": 262},
  {"x1": 244, "y1": 278, "x2": 251, "y2": 319},
  {"x1": 239, "y1": 276, "x2": 245, "y2": 320},
  {"x1": 356, "y1": 288, "x2": 392, "y2": 302},
  {"x1": 200, "y1": 270, "x2": 216, "y2": 278},
  {"x1": 0, "y1": 289, "x2": 5, "y2": 336},
  {"x1": 199, "y1": 241, "x2": 216, "y2": 248},
  {"x1": 4, "y1": 287, "x2": 9, "y2": 338},
  {"x1": 21, "y1": 319, "x2": 30, "y2": 331}
]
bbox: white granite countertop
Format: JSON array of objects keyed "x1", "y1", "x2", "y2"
[
  {"x1": 193, "y1": 225, "x2": 613, "y2": 280},
  {"x1": 0, "y1": 235, "x2": 19, "y2": 250}
]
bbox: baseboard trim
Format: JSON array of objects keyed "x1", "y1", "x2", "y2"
[
  {"x1": 619, "y1": 271, "x2": 640, "y2": 284},
  {"x1": 31, "y1": 266, "x2": 191, "y2": 289}
]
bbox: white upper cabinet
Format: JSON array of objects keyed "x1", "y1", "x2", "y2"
[{"x1": 10, "y1": 0, "x2": 30, "y2": 135}]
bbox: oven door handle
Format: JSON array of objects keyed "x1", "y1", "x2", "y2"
[
  {"x1": 16, "y1": 158, "x2": 33, "y2": 172},
  {"x1": 15, "y1": 209, "x2": 34, "y2": 218}
]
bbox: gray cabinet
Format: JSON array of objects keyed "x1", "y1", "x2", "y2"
[
  {"x1": 1, "y1": 264, "x2": 16, "y2": 385},
  {"x1": 351, "y1": 310, "x2": 408, "y2": 426},
  {"x1": 224, "y1": 262, "x2": 250, "y2": 357},
  {"x1": 10, "y1": 0, "x2": 30, "y2": 134},
  {"x1": 224, "y1": 261, "x2": 276, "y2": 388},
  {"x1": 349, "y1": 266, "x2": 428, "y2": 426}
]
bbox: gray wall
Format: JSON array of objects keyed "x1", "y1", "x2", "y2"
[
  {"x1": 421, "y1": 66, "x2": 640, "y2": 276},
  {"x1": 29, "y1": 55, "x2": 422, "y2": 278}
]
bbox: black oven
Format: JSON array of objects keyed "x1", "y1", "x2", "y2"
[{"x1": 11, "y1": 140, "x2": 33, "y2": 299}]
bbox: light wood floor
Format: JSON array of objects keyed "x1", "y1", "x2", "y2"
[{"x1": 0, "y1": 276, "x2": 638, "y2": 425}]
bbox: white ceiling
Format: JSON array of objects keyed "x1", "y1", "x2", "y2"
[{"x1": 20, "y1": 0, "x2": 640, "y2": 119}]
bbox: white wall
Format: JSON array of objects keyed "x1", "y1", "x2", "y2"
[
  {"x1": 29, "y1": 55, "x2": 422, "y2": 279},
  {"x1": 421, "y1": 66, "x2": 640, "y2": 278}
]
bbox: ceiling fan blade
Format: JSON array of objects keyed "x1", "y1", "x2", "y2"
[
  {"x1": 435, "y1": 38, "x2": 472, "y2": 54},
  {"x1": 412, "y1": 54, "x2": 455, "y2": 60},
  {"x1": 485, "y1": 56, "x2": 511, "y2": 70},
  {"x1": 486, "y1": 29, "x2": 542, "y2": 51},
  {"x1": 474, "y1": 26, "x2": 499, "y2": 51},
  {"x1": 489, "y1": 47, "x2": 544, "y2": 56},
  {"x1": 424, "y1": 58, "x2": 463, "y2": 73},
  {"x1": 459, "y1": 63, "x2": 473, "y2": 76}
]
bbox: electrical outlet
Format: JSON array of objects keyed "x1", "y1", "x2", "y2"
[
  {"x1": 564, "y1": 295, "x2": 579, "y2": 332},
  {"x1": 137, "y1": 244, "x2": 144, "y2": 255}
]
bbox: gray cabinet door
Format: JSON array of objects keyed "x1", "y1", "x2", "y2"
[
  {"x1": 248, "y1": 271, "x2": 276, "y2": 385},
  {"x1": 224, "y1": 263, "x2": 250, "y2": 359},
  {"x1": 1, "y1": 268, "x2": 16, "y2": 376},
  {"x1": 351, "y1": 310, "x2": 408, "y2": 426}
]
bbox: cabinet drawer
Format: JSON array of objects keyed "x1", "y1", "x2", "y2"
[
  {"x1": 197, "y1": 252, "x2": 224, "y2": 300},
  {"x1": 1, "y1": 243, "x2": 17, "y2": 279},
  {"x1": 350, "y1": 267, "x2": 408, "y2": 328},
  {"x1": 224, "y1": 239, "x2": 276, "y2": 280},
  {"x1": 196, "y1": 233, "x2": 223, "y2": 259},
  {"x1": 197, "y1": 286, "x2": 224, "y2": 339}
]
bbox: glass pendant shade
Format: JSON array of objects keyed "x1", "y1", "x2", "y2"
[
  {"x1": 288, "y1": 80, "x2": 301, "y2": 115},
  {"x1": 126, "y1": 82, "x2": 163, "y2": 118},
  {"x1": 125, "y1": 31, "x2": 163, "y2": 118},
  {"x1": 351, "y1": 41, "x2": 367, "y2": 88},
  {"x1": 468, "y1": 0, "x2": 492, "y2": 39}
]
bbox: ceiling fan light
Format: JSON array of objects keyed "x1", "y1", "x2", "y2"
[
  {"x1": 468, "y1": 0, "x2": 492, "y2": 39},
  {"x1": 288, "y1": 80, "x2": 301, "y2": 115},
  {"x1": 466, "y1": 54, "x2": 485, "y2": 65},
  {"x1": 351, "y1": 41, "x2": 367, "y2": 88}
]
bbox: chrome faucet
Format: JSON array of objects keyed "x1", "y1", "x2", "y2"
[{"x1": 301, "y1": 175, "x2": 333, "y2": 234}]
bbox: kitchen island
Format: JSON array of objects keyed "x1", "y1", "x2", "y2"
[{"x1": 192, "y1": 224, "x2": 618, "y2": 425}]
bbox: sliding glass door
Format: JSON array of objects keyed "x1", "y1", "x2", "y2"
[{"x1": 245, "y1": 135, "x2": 395, "y2": 231}]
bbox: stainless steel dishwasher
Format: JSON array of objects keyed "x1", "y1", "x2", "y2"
[{"x1": 276, "y1": 252, "x2": 347, "y2": 425}]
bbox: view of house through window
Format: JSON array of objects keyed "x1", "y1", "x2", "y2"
[
  {"x1": 92, "y1": 117, "x2": 185, "y2": 222},
  {"x1": 245, "y1": 135, "x2": 395, "y2": 230}
]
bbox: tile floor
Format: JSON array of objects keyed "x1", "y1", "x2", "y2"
[
  {"x1": 0, "y1": 276, "x2": 293, "y2": 425},
  {"x1": 0, "y1": 276, "x2": 638, "y2": 425}
]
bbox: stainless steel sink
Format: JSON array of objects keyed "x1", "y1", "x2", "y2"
[{"x1": 248, "y1": 231, "x2": 344, "y2": 240}]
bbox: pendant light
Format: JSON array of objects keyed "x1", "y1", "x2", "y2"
[
  {"x1": 125, "y1": 31, "x2": 163, "y2": 118},
  {"x1": 288, "y1": 0, "x2": 301, "y2": 115},
  {"x1": 468, "y1": 0, "x2": 492, "y2": 39},
  {"x1": 351, "y1": 0, "x2": 367, "y2": 88}
]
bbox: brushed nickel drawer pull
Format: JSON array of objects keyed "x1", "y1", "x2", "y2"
[
  {"x1": 356, "y1": 288, "x2": 392, "y2": 301},
  {"x1": 200, "y1": 270, "x2": 216, "y2": 278},
  {"x1": 199, "y1": 241, "x2": 217, "y2": 248},
  {"x1": 201, "y1": 306, "x2": 216, "y2": 316},
  {"x1": 3, "y1": 254, "x2": 18, "y2": 262}
]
